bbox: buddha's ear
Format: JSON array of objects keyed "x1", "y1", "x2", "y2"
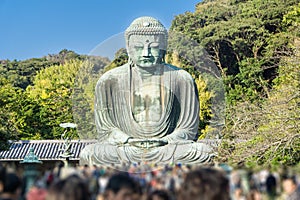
[
  {"x1": 160, "y1": 50, "x2": 166, "y2": 63},
  {"x1": 128, "y1": 57, "x2": 134, "y2": 67}
]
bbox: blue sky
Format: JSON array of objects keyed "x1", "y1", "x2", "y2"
[{"x1": 0, "y1": 0, "x2": 200, "y2": 61}]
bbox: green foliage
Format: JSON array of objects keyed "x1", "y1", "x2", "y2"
[
  {"x1": 26, "y1": 60, "x2": 83, "y2": 139},
  {"x1": 169, "y1": 0, "x2": 300, "y2": 167},
  {"x1": 0, "y1": 50, "x2": 110, "y2": 144},
  {"x1": 104, "y1": 48, "x2": 128, "y2": 72},
  {"x1": 225, "y1": 58, "x2": 268, "y2": 104},
  {"x1": 195, "y1": 75, "x2": 213, "y2": 138},
  {"x1": 219, "y1": 39, "x2": 300, "y2": 168},
  {"x1": 282, "y1": 3, "x2": 300, "y2": 34},
  {"x1": 0, "y1": 50, "x2": 76, "y2": 90},
  {"x1": 0, "y1": 78, "x2": 20, "y2": 149},
  {"x1": 259, "y1": 39, "x2": 300, "y2": 166},
  {"x1": 0, "y1": 58, "x2": 60, "y2": 89},
  {"x1": 171, "y1": 0, "x2": 299, "y2": 105}
]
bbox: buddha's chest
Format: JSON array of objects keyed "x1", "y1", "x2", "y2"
[
  {"x1": 132, "y1": 81, "x2": 164, "y2": 123},
  {"x1": 128, "y1": 67, "x2": 174, "y2": 125}
]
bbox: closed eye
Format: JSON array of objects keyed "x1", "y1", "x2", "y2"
[{"x1": 150, "y1": 43, "x2": 159, "y2": 48}]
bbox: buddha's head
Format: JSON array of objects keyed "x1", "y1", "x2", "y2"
[{"x1": 125, "y1": 16, "x2": 168, "y2": 68}]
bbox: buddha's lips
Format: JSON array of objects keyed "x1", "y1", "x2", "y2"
[{"x1": 141, "y1": 59, "x2": 153, "y2": 62}]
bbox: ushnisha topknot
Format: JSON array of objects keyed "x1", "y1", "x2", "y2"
[{"x1": 125, "y1": 16, "x2": 168, "y2": 50}]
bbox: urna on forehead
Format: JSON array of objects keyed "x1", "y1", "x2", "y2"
[{"x1": 125, "y1": 16, "x2": 168, "y2": 50}]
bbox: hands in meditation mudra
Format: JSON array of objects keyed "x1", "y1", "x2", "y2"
[{"x1": 80, "y1": 16, "x2": 214, "y2": 166}]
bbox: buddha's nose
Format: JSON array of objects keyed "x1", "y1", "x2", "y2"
[{"x1": 142, "y1": 47, "x2": 151, "y2": 57}]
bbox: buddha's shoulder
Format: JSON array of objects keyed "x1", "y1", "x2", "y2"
[
  {"x1": 99, "y1": 64, "x2": 129, "y2": 80},
  {"x1": 164, "y1": 64, "x2": 194, "y2": 82}
]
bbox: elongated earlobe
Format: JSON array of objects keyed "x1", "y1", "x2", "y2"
[
  {"x1": 128, "y1": 57, "x2": 134, "y2": 67},
  {"x1": 160, "y1": 50, "x2": 166, "y2": 63}
]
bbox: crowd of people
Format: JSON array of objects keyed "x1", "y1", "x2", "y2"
[{"x1": 0, "y1": 162, "x2": 299, "y2": 200}]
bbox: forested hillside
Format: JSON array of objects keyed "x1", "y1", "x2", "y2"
[
  {"x1": 1, "y1": 0, "x2": 299, "y2": 168},
  {"x1": 170, "y1": 0, "x2": 299, "y2": 168},
  {"x1": 0, "y1": 50, "x2": 110, "y2": 149}
]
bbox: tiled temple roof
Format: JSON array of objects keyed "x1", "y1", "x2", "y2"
[{"x1": 0, "y1": 140, "x2": 96, "y2": 161}]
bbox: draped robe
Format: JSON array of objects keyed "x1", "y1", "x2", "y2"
[{"x1": 80, "y1": 63, "x2": 214, "y2": 166}]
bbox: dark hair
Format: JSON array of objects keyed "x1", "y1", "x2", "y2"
[
  {"x1": 282, "y1": 174, "x2": 297, "y2": 184},
  {"x1": 177, "y1": 167, "x2": 230, "y2": 200},
  {"x1": 246, "y1": 188, "x2": 261, "y2": 200},
  {"x1": 3, "y1": 172, "x2": 22, "y2": 194},
  {"x1": 147, "y1": 190, "x2": 172, "y2": 200},
  {"x1": 105, "y1": 173, "x2": 137, "y2": 194},
  {"x1": 0, "y1": 163, "x2": 6, "y2": 193},
  {"x1": 46, "y1": 175, "x2": 90, "y2": 200}
]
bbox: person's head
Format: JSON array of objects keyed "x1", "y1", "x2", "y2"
[
  {"x1": 46, "y1": 174, "x2": 90, "y2": 200},
  {"x1": 104, "y1": 173, "x2": 139, "y2": 200},
  {"x1": 0, "y1": 163, "x2": 6, "y2": 193},
  {"x1": 1, "y1": 172, "x2": 22, "y2": 200},
  {"x1": 282, "y1": 175, "x2": 298, "y2": 195},
  {"x1": 26, "y1": 186, "x2": 47, "y2": 200},
  {"x1": 147, "y1": 190, "x2": 172, "y2": 200},
  {"x1": 125, "y1": 16, "x2": 168, "y2": 68},
  {"x1": 246, "y1": 188, "x2": 262, "y2": 200},
  {"x1": 177, "y1": 167, "x2": 230, "y2": 200}
]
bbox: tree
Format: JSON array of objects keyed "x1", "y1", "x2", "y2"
[
  {"x1": 0, "y1": 58, "x2": 60, "y2": 89},
  {"x1": 0, "y1": 51, "x2": 110, "y2": 144},
  {"x1": 219, "y1": 39, "x2": 300, "y2": 169},
  {"x1": 170, "y1": 0, "x2": 300, "y2": 168},
  {"x1": 282, "y1": 3, "x2": 300, "y2": 36},
  {"x1": 26, "y1": 60, "x2": 83, "y2": 139},
  {"x1": 170, "y1": 0, "x2": 299, "y2": 104},
  {"x1": 103, "y1": 48, "x2": 128, "y2": 73},
  {"x1": 0, "y1": 78, "x2": 20, "y2": 149}
]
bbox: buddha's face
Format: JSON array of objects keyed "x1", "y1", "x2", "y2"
[{"x1": 128, "y1": 34, "x2": 165, "y2": 68}]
